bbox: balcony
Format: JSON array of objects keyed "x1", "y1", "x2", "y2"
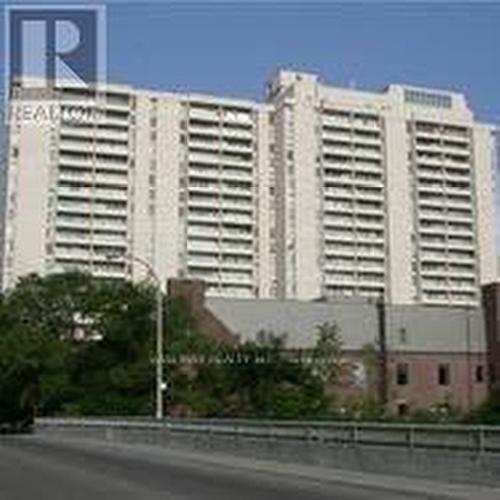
[
  {"x1": 220, "y1": 168, "x2": 253, "y2": 183},
  {"x1": 55, "y1": 247, "x2": 92, "y2": 261},
  {"x1": 187, "y1": 225, "x2": 219, "y2": 238},
  {"x1": 96, "y1": 115, "x2": 130, "y2": 129},
  {"x1": 187, "y1": 256, "x2": 220, "y2": 269},
  {"x1": 188, "y1": 197, "x2": 220, "y2": 211},
  {"x1": 220, "y1": 200, "x2": 253, "y2": 214},
  {"x1": 221, "y1": 213, "x2": 253, "y2": 225},
  {"x1": 220, "y1": 274, "x2": 253, "y2": 286},
  {"x1": 58, "y1": 169, "x2": 93, "y2": 184},
  {"x1": 93, "y1": 202, "x2": 128, "y2": 216},
  {"x1": 93, "y1": 234, "x2": 128, "y2": 246},
  {"x1": 187, "y1": 240, "x2": 220, "y2": 253},
  {"x1": 189, "y1": 167, "x2": 220, "y2": 182},
  {"x1": 58, "y1": 186, "x2": 94, "y2": 200},
  {"x1": 220, "y1": 228, "x2": 253, "y2": 241},
  {"x1": 355, "y1": 202, "x2": 384, "y2": 216},
  {"x1": 444, "y1": 158, "x2": 470, "y2": 171},
  {"x1": 220, "y1": 258, "x2": 254, "y2": 271},
  {"x1": 355, "y1": 189, "x2": 384, "y2": 202},
  {"x1": 92, "y1": 218, "x2": 127, "y2": 232},
  {"x1": 321, "y1": 128, "x2": 352, "y2": 142},
  {"x1": 323, "y1": 188, "x2": 353, "y2": 200},
  {"x1": 188, "y1": 151, "x2": 220, "y2": 165},
  {"x1": 59, "y1": 152, "x2": 94, "y2": 167},
  {"x1": 221, "y1": 155, "x2": 253, "y2": 169},
  {"x1": 188, "y1": 183, "x2": 220, "y2": 196},
  {"x1": 189, "y1": 107, "x2": 220, "y2": 123},
  {"x1": 188, "y1": 122, "x2": 220, "y2": 135},
  {"x1": 322, "y1": 115, "x2": 352, "y2": 129},
  {"x1": 94, "y1": 188, "x2": 128, "y2": 202},
  {"x1": 220, "y1": 243, "x2": 253, "y2": 255},
  {"x1": 221, "y1": 127, "x2": 253, "y2": 140},
  {"x1": 323, "y1": 201, "x2": 353, "y2": 215},
  {"x1": 352, "y1": 118, "x2": 380, "y2": 132},
  {"x1": 324, "y1": 231, "x2": 355, "y2": 243},
  {"x1": 355, "y1": 174, "x2": 383, "y2": 190},
  {"x1": 94, "y1": 174, "x2": 128, "y2": 189},
  {"x1": 95, "y1": 143, "x2": 129, "y2": 157},
  {"x1": 187, "y1": 210, "x2": 220, "y2": 224},
  {"x1": 189, "y1": 138, "x2": 220, "y2": 153},
  {"x1": 95, "y1": 127, "x2": 129, "y2": 142},
  {"x1": 222, "y1": 112, "x2": 253, "y2": 127},
  {"x1": 355, "y1": 217, "x2": 385, "y2": 230},
  {"x1": 221, "y1": 142, "x2": 253, "y2": 155}
]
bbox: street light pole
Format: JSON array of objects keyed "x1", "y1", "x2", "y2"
[
  {"x1": 155, "y1": 282, "x2": 164, "y2": 420},
  {"x1": 106, "y1": 252, "x2": 165, "y2": 419}
]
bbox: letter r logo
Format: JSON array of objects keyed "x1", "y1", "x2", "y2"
[{"x1": 6, "y1": 5, "x2": 106, "y2": 91}]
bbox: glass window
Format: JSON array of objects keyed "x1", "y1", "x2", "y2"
[
  {"x1": 438, "y1": 364, "x2": 451, "y2": 385},
  {"x1": 396, "y1": 363, "x2": 409, "y2": 386},
  {"x1": 476, "y1": 365, "x2": 484, "y2": 383}
]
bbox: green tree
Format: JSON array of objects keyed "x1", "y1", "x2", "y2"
[
  {"x1": 465, "y1": 390, "x2": 500, "y2": 425},
  {"x1": 310, "y1": 322, "x2": 343, "y2": 385},
  {"x1": 0, "y1": 272, "x2": 342, "y2": 421}
]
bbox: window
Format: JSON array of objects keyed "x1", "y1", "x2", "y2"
[
  {"x1": 404, "y1": 89, "x2": 452, "y2": 109},
  {"x1": 397, "y1": 403, "x2": 409, "y2": 417},
  {"x1": 476, "y1": 365, "x2": 484, "y2": 383},
  {"x1": 396, "y1": 363, "x2": 409, "y2": 386},
  {"x1": 399, "y1": 327, "x2": 407, "y2": 345},
  {"x1": 438, "y1": 364, "x2": 451, "y2": 386}
]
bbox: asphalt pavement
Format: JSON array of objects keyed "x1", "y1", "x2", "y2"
[{"x1": 0, "y1": 434, "x2": 495, "y2": 500}]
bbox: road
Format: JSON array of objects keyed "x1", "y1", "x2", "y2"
[{"x1": 0, "y1": 434, "x2": 486, "y2": 500}]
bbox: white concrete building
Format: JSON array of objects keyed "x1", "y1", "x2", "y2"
[
  {"x1": 1, "y1": 70, "x2": 496, "y2": 305},
  {"x1": 2, "y1": 80, "x2": 272, "y2": 298},
  {"x1": 268, "y1": 70, "x2": 496, "y2": 306}
]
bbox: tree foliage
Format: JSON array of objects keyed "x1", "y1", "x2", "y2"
[{"x1": 0, "y1": 272, "x2": 340, "y2": 420}]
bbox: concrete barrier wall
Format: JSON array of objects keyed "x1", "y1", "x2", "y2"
[{"x1": 36, "y1": 419, "x2": 500, "y2": 486}]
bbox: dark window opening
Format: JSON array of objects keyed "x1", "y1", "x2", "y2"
[
  {"x1": 397, "y1": 403, "x2": 409, "y2": 416},
  {"x1": 396, "y1": 363, "x2": 409, "y2": 386},
  {"x1": 476, "y1": 365, "x2": 484, "y2": 383},
  {"x1": 438, "y1": 364, "x2": 451, "y2": 386}
]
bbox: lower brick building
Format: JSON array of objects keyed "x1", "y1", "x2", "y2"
[
  {"x1": 482, "y1": 282, "x2": 500, "y2": 392},
  {"x1": 169, "y1": 279, "x2": 489, "y2": 415}
]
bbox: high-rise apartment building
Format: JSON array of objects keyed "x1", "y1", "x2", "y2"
[
  {"x1": 1, "y1": 70, "x2": 496, "y2": 305},
  {"x1": 2, "y1": 80, "x2": 273, "y2": 298},
  {"x1": 268, "y1": 70, "x2": 496, "y2": 306}
]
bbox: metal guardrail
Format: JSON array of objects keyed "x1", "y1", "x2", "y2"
[{"x1": 36, "y1": 417, "x2": 500, "y2": 454}]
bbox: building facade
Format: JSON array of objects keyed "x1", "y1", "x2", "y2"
[
  {"x1": 482, "y1": 282, "x2": 500, "y2": 391},
  {"x1": 168, "y1": 278, "x2": 489, "y2": 414},
  {"x1": 2, "y1": 80, "x2": 272, "y2": 298},
  {"x1": 2, "y1": 70, "x2": 496, "y2": 306},
  {"x1": 267, "y1": 70, "x2": 496, "y2": 306}
]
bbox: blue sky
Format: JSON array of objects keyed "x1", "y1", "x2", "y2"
[
  {"x1": 100, "y1": 2, "x2": 500, "y2": 124},
  {"x1": 0, "y1": 3, "x2": 498, "y2": 123}
]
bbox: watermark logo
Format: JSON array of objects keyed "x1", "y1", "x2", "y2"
[
  {"x1": 4, "y1": 5, "x2": 106, "y2": 125},
  {"x1": 6, "y1": 4, "x2": 106, "y2": 90}
]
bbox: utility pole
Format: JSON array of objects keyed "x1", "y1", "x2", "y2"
[
  {"x1": 155, "y1": 283, "x2": 164, "y2": 420},
  {"x1": 377, "y1": 295, "x2": 388, "y2": 408},
  {"x1": 107, "y1": 252, "x2": 165, "y2": 419}
]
